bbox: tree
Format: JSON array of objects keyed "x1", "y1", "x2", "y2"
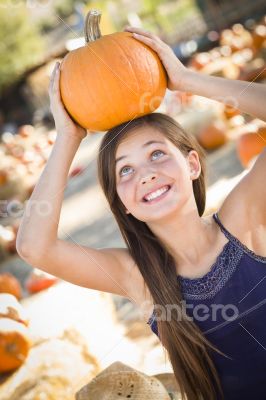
[
  {"x1": 0, "y1": 5, "x2": 44, "y2": 93},
  {"x1": 55, "y1": 0, "x2": 81, "y2": 18}
]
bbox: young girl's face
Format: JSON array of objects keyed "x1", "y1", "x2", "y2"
[{"x1": 115, "y1": 126, "x2": 200, "y2": 222}]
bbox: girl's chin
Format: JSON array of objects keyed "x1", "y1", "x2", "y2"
[{"x1": 137, "y1": 203, "x2": 180, "y2": 223}]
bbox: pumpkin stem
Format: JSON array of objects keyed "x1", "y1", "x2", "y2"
[{"x1": 84, "y1": 9, "x2": 102, "y2": 43}]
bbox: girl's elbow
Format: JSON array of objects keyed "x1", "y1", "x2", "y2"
[
  {"x1": 16, "y1": 239, "x2": 33, "y2": 260},
  {"x1": 16, "y1": 239, "x2": 46, "y2": 262}
]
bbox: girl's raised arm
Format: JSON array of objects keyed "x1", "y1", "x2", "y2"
[
  {"x1": 125, "y1": 27, "x2": 266, "y2": 122},
  {"x1": 15, "y1": 63, "x2": 137, "y2": 300},
  {"x1": 180, "y1": 70, "x2": 266, "y2": 122}
]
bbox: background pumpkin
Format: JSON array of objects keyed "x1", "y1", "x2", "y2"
[
  {"x1": 0, "y1": 318, "x2": 31, "y2": 373},
  {"x1": 0, "y1": 171, "x2": 8, "y2": 186},
  {"x1": 252, "y1": 25, "x2": 266, "y2": 51},
  {"x1": 18, "y1": 125, "x2": 35, "y2": 139},
  {"x1": 0, "y1": 273, "x2": 22, "y2": 299},
  {"x1": 197, "y1": 120, "x2": 228, "y2": 150},
  {"x1": 59, "y1": 10, "x2": 167, "y2": 131},
  {"x1": 223, "y1": 104, "x2": 240, "y2": 119},
  {"x1": 236, "y1": 127, "x2": 266, "y2": 167},
  {"x1": 25, "y1": 269, "x2": 58, "y2": 294}
]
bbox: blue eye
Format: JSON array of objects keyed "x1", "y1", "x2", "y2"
[
  {"x1": 151, "y1": 150, "x2": 164, "y2": 160},
  {"x1": 120, "y1": 166, "x2": 133, "y2": 177},
  {"x1": 119, "y1": 150, "x2": 165, "y2": 177}
]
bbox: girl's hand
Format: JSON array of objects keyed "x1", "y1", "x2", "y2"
[
  {"x1": 125, "y1": 26, "x2": 188, "y2": 91},
  {"x1": 49, "y1": 62, "x2": 87, "y2": 141}
]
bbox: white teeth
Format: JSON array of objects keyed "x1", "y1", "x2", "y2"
[{"x1": 144, "y1": 186, "x2": 169, "y2": 202}]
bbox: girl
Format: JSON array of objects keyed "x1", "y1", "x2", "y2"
[{"x1": 16, "y1": 27, "x2": 266, "y2": 400}]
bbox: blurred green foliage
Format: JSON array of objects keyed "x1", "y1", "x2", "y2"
[
  {"x1": 140, "y1": 0, "x2": 199, "y2": 36},
  {"x1": 54, "y1": 0, "x2": 78, "y2": 18},
  {"x1": 0, "y1": 6, "x2": 44, "y2": 93}
]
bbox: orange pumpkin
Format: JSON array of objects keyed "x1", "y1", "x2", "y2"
[
  {"x1": 236, "y1": 127, "x2": 266, "y2": 167},
  {"x1": 197, "y1": 121, "x2": 228, "y2": 150},
  {"x1": 0, "y1": 293, "x2": 29, "y2": 326},
  {"x1": 25, "y1": 270, "x2": 58, "y2": 294},
  {"x1": 189, "y1": 52, "x2": 211, "y2": 70},
  {"x1": 18, "y1": 125, "x2": 34, "y2": 138},
  {"x1": 0, "y1": 318, "x2": 31, "y2": 373},
  {"x1": 0, "y1": 170, "x2": 8, "y2": 186},
  {"x1": 0, "y1": 273, "x2": 22, "y2": 299},
  {"x1": 60, "y1": 10, "x2": 167, "y2": 131},
  {"x1": 223, "y1": 104, "x2": 240, "y2": 119},
  {"x1": 252, "y1": 25, "x2": 266, "y2": 50}
]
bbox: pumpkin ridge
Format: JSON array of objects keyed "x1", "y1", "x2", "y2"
[
  {"x1": 79, "y1": 47, "x2": 99, "y2": 125},
  {"x1": 108, "y1": 35, "x2": 141, "y2": 122},
  {"x1": 70, "y1": 53, "x2": 90, "y2": 126},
  {"x1": 92, "y1": 35, "x2": 138, "y2": 98},
  {"x1": 109, "y1": 35, "x2": 140, "y2": 97},
  {"x1": 75, "y1": 45, "x2": 102, "y2": 127},
  {"x1": 143, "y1": 45, "x2": 155, "y2": 100},
  {"x1": 61, "y1": 53, "x2": 79, "y2": 124},
  {"x1": 96, "y1": 37, "x2": 124, "y2": 127}
]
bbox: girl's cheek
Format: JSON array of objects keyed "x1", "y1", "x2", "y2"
[
  {"x1": 117, "y1": 180, "x2": 133, "y2": 201},
  {"x1": 160, "y1": 162, "x2": 178, "y2": 177}
]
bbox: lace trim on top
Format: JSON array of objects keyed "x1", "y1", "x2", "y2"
[{"x1": 178, "y1": 240, "x2": 243, "y2": 300}]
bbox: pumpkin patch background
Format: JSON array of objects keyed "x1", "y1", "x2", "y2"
[{"x1": 0, "y1": 0, "x2": 265, "y2": 398}]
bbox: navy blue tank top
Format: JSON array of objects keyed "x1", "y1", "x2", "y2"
[{"x1": 147, "y1": 212, "x2": 266, "y2": 399}]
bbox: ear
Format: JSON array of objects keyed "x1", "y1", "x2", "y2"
[{"x1": 186, "y1": 150, "x2": 201, "y2": 180}]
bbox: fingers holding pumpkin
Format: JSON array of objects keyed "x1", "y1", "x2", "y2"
[
  {"x1": 125, "y1": 27, "x2": 169, "y2": 57},
  {"x1": 133, "y1": 33, "x2": 163, "y2": 52},
  {"x1": 125, "y1": 26, "x2": 160, "y2": 41},
  {"x1": 49, "y1": 63, "x2": 60, "y2": 92},
  {"x1": 49, "y1": 62, "x2": 64, "y2": 110},
  {"x1": 125, "y1": 26, "x2": 164, "y2": 49}
]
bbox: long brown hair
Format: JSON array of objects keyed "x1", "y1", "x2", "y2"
[{"x1": 97, "y1": 113, "x2": 225, "y2": 400}]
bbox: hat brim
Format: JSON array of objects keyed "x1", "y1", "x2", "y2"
[
  {"x1": 153, "y1": 373, "x2": 181, "y2": 399},
  {"x1": 76, "y1": 370, "x2": 171, "y2": 400},
  {"x1": 75, "y1": 362, "x2": 181, "y2": 400}
]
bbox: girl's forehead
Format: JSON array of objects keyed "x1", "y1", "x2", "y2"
[{"x1": 116, "y1": 127, "x2": 167, "y2": 152}]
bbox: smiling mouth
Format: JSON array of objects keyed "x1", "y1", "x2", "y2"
[{"x1": 142, "y1": 185, "x2": 172, "y2": 202}]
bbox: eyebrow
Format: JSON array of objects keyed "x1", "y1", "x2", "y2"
[{"x1": 115, "y1": 140, "x2": 165, "y2": 165}]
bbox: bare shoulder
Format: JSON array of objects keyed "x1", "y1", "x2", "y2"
[{"x1": 218, "y1": 150, "x2": 266, "y2": 256}]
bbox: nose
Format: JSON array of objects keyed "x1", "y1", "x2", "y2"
[{"x1": 140, "y1": 173, "x2": 156, "y2": 185}]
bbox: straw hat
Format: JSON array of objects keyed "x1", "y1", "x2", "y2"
[{"x1": 75, "y1": 361, "x2": 181, "y2": 400}]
